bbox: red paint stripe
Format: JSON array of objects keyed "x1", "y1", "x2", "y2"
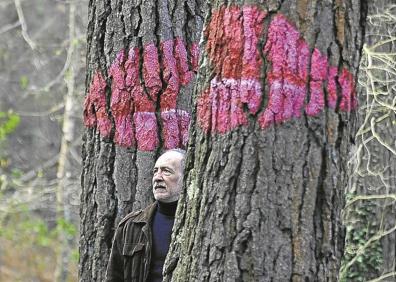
[
  {"x1": 125, "y1": 48, "x2": 156, "y2": 113},
  {"x1": 206, "y1": 6, "x2": 266, "y2": 79},
  {"x1": 197, "y1": 88, "x2": 212, "y2": 133},
  {"x1": 305, "y1": 49, "x2": 328, "y2": 116},
  {"x1": 240, "y1": 79, "x2": 262, "y2": 114},
  {"x1": 161, "y1": 110, "x2": 180, "y2": 149},
  {"x1": 143, "y1": 43, "x2": 162, "y2": 102},
  {"x1": 241, "y1": 6, "x2": 267, "y2": 79},
  {"x1": 125, "y1": 48, "x2": 141, "y2": 90},
  {"x1": 177, "y1": 110, "x2": 190, "y2": 148},
  {"x1": 161, "y1": 110, "x2": 191, "y2": 149},
  {"x1": 326, "y1": 66, "x2": 338, "y2": 109},
  {"x1": 134, "y1": 112, "x2": 159, "y2": 151},
  {"x1": 190, "y1": 43, "x2": 199, "y2": 72},
  {"x1": 198, "y1": 6, "x2": 267, "y2": 133},
  {"x1": 83, "y1": 71, "x2": 112, "y2": 137},
  {"x1": 339, "y1": 68, "x2": 357, "y2": 111},
  {"x1": 197, "y1": 78, "x2": 265, "y2": 133},
  {"x1": 83, "y1": 94, "x2": 96, "y2": 128},
  {"x1": 198, "y1": 6, "x2": 358, "y2": 134},
  {"x1": 175, "y1": 38, "x2": 194, "y2": 85},
  {"x1": 260, "y1": 14, "x2": 310, "y2": 127},
  {"x1": 160, "y1": 39, "x2": 180, "y2": 110},
  {"x1": 85, "y1": 39, "x2": 196, "y2": 150},
  {"x1": 110, "y1": 49, "x2": 135, "y2": 147},
  {"x1": 306, "y1": 81, "x2": 325, "y2": 116}
]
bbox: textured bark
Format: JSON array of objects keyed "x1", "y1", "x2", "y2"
[
  {"x1": 164, "y1": 1, "x2": 367, "y2": 281},
  {"x1": 341, "y1": 1, "x2": 396, "y2": 281},
  {"x1": 79, "y1": 0, "x2": 204, "y2": 281}
]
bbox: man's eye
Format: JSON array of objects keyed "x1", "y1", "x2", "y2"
[{"x1": 163, "y1": 170, "x2": 172, "y2": 176}]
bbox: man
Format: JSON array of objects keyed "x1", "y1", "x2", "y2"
[{"x1": 106, "y1": 149, "x2": 185, "y2": 282}]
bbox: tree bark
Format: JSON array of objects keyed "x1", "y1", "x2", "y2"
[
  {"x1": 164, "y1": 1, "x2": 367, "y2": 281},
  {"x1": 79, "y1": 0, "x2": 204, "y2": 280},
  {"x1": 340, "y1": 1, "x2": 396, "y2": 281}
]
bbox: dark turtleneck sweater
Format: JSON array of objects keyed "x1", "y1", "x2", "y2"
[{"x1": 147, "y1": 201, "x2": 178, "y2": 282}]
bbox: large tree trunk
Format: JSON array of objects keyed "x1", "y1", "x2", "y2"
[
  {"x1": 79, "y1": 0, "x2": 204, "y2": 280},
  {"x1": 164, "y1": 1, "x2": 367, "y2": 281},
  {"x1": 340, "y1": 2, "x2": 396, "y2": 281}
]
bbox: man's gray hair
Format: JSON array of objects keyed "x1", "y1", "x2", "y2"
[{"x1": 162, "y1": 148, "x2": 186, "y2": 171}]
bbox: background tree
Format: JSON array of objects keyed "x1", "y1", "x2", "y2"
[
  {"x1": 79, "y1": 0, "x2": 204, "y2": 280},
  {"x1": 340, "y1": 2, "x2": 396, "y2": 281},
  {"x1": 54, "y1": 1, "x2": 85, "y2": 281},
  {"x1": 0, "y1": 0, "x2": 87, "y2": 280},
  {"x1": 164, "y1": 1, "x2": 367, "y2": 281}
]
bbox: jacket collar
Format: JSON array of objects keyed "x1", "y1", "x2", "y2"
[{"x1": 132, "y1": 201, "x2": 157, "y2": 224}]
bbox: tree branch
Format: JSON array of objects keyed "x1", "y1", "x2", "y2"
[
  {"x1": 0, "y1": 21, "x2": 21, "y2": 35},
  {"x1": 14, "y1": 0, "x2": 36, "y2": 50}
]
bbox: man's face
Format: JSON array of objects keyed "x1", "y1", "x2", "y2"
[{"x1": 152, "y1": 151, "x2": 184, "y2": 203}]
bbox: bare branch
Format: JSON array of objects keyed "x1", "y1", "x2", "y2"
[
  {"x1": 15, "y1": 103, "x2": 65, "y2": 117},
  {"x1": 0, "y1": 21, "x2": 21, "y2": 35},
  {"x1": 14, "y1": 0, "x2": 36, "y2": 50},
  {"x1": 367, "y1": 271, "x2": 396, "y2": 282}
]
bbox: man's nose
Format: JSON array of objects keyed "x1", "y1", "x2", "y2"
[{"x1": 153, "y1": 171, "x2": 164, "y2": 180}]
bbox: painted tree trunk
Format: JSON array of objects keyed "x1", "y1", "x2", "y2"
[
  {"x1": 79, "y1": 0, "x2": 204, "y2": 280},
  {"x1": 164, "y1": 1, "x2": 367, "y2": 281},
  {"x1": 340, "y1": 2, "x2": 396, "y2": 281}
]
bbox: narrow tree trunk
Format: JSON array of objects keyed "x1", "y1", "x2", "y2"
[
  {"x1": 55, "y1": 2, "x2": 80, "y2": 281},
  {"x1": 79, "y1": 0, "x2": 204, "y2": 280},
  {"x1": 340, "y1": 2, "x2": 396, "y2": 281},
  {"x1": 165, "y1": 1, "x2": 367, "y2": 281}
]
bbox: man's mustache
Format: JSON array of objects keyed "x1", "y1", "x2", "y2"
[{"x1": 154, "y1": 182, "x2": 166, "y2": 189}]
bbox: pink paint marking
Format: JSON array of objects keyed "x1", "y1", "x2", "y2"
[
  {"x1": 175, "y1": 38, "x2": 194, "y2": 85},
  {"x1": 83, "y1": 71, "x2": 112, "y2": 137},
  {"x1": 197, "y1": 88, "x2": 211, "y2": 133},
  {"x1": 143, "y1": 43, "x2": 162, "y2": 102},
  {"x1": 134, "y1": 112, "x2": 159, "y2": 151},
  {"x1": 321, "y1": 64, "x2": 357, "y2": 112},
  {"x1": 229, "y1": 81, "x2": 249, "y2": 130},
  {"x1": 241, "y1": 6, "x2": 267, "y2": 79},
  {"x1": 197, "y1": 77, "x2": 264, "y2": 134},
  {"x1": 125, "y1": 48, "x2": 156, "y2": 113},
  {"x1": 190, "y1": 43, "x2": 199, "y2": 72},
  {"x1": 259, "y1": 15, "x2": 310, "y2": 128},
  {"x1": 221, "y1": 6, "x2": 244, "y2": 78},
  {"x1": 258, "y1": 14, "x2": 357, "y2": 128},
  {"x1": 84, "y1": 38, "x2": 197, "y2": 150},
  {"x1": 160, "y1": 39, "x2": 180, "y2": 110},
  {"x1": 109, "y1": 50, "x2": 127, "y2": 89},
  {"x1": 109, "y1": 49, "x2": 135, "y2": 147},
  {"x1": 161, "y1": 110, "x2": 180, "y2": 149},
  {"x1": 306, "y1": 81, "x2": 325, "y2": 116},
  {"x1": 198, "y1": 6, "x2": 266, "y2": 133},
  {"x1": 327, "y1": 66, "x2": 339, "y2": 109},
  {"x1": 263, "y1": 14, "x2": 301, "y2": 75},
  {"x1": 205, "y1": 6, "x2": 243, "y2": 78},
  {"x1": 240, "y1": 79, "x2": 262, "y2": 114},
  {"x1": 339, "y1": 68, "x2": 357, "y2": 111},
  {"x1": 161, "y1": 109, "x2": 191, "y2": 149},
  {"x1": 125, "y1": 48, "x2": 141, "y2": 90},
  {"x1": 204, "y1": 6, "x2": 225, "y2": 76},
  {"x1": 177, "y1": 110, "x2": 190, "y2": 147},
  {"x1": 83, "y1": 91, "x2": 97, "y2": 128},
  {"x1": 215, "y1": 79, "x2": 233, "y2": 133},
  {"x1": 305, "y1": 48, "x2": 328, "y2": 116}
]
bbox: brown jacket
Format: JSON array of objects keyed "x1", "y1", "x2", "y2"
[{"x1": 106, "y1": 202, "x2": 157, "y2": 282}]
